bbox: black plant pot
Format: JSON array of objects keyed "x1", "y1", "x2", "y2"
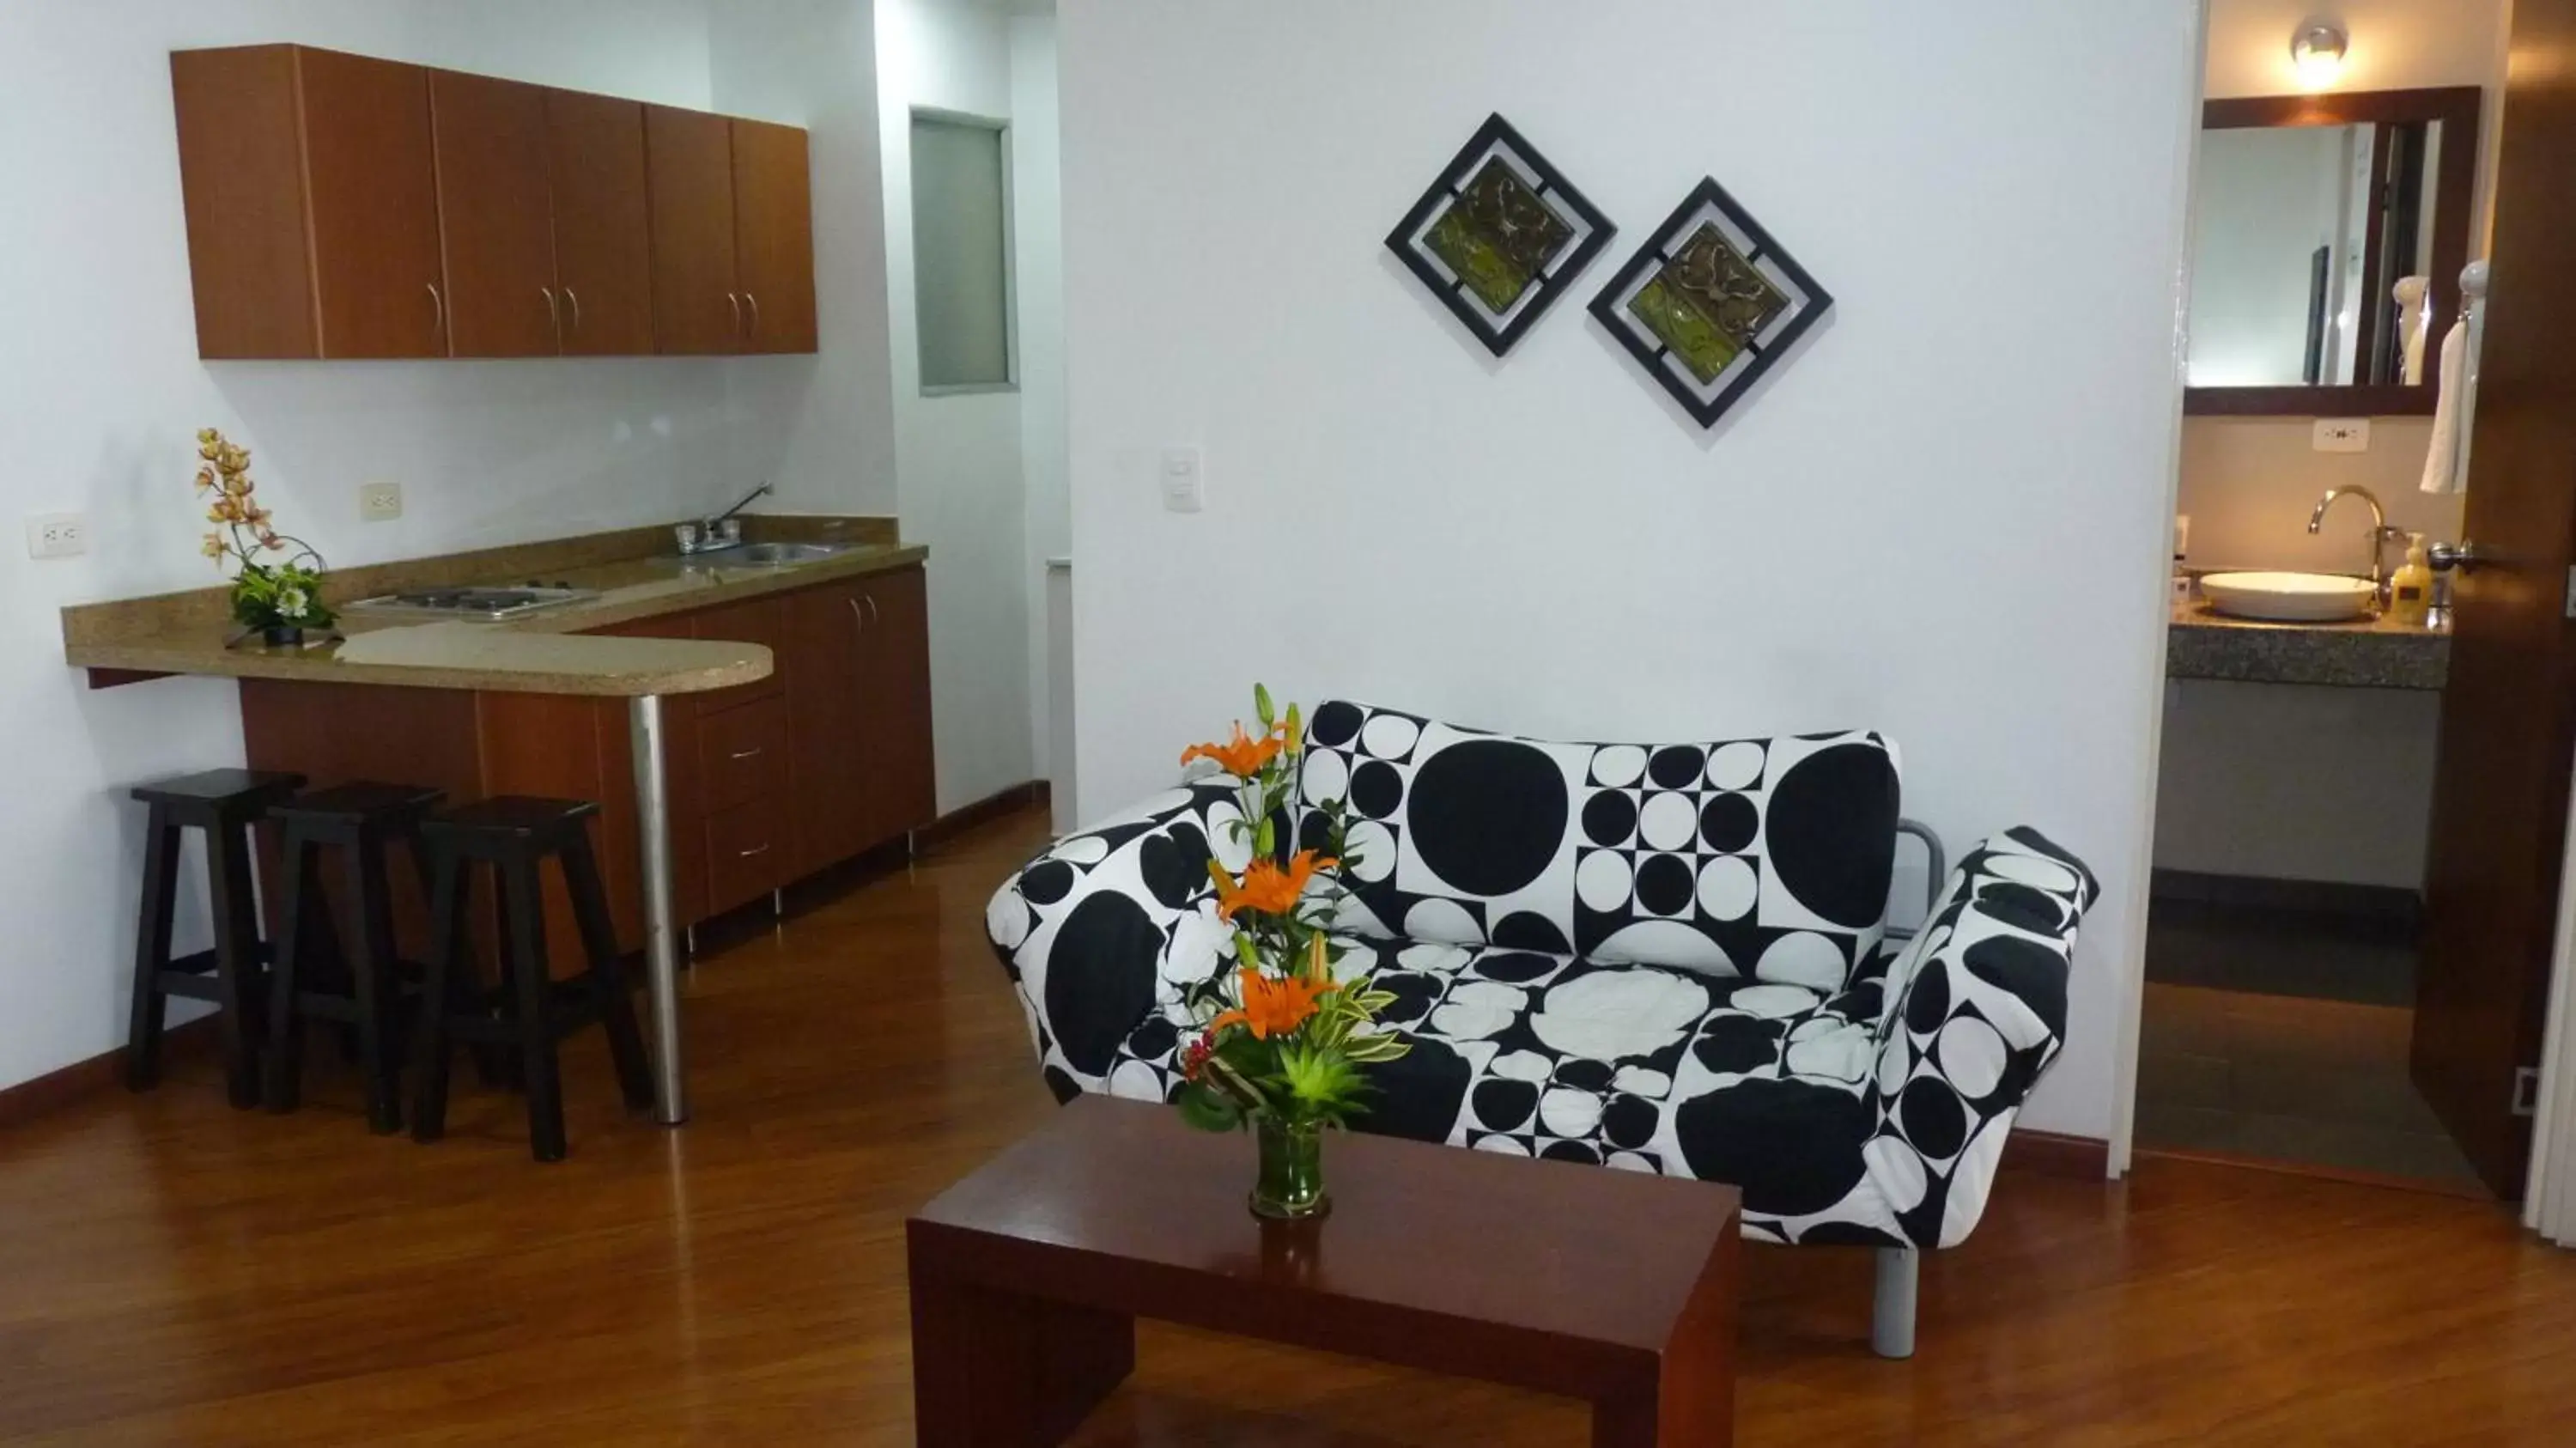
[{"x1": 260, "y1": 624, "x2": 304, "y2": 648}]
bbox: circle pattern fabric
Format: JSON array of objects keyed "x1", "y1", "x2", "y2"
[{"x1": 987, "y1": 711, "x2": 2099, "y2": 1255}]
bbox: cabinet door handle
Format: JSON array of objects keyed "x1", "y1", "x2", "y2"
[
  {"x1": 848, "y1": 595, "x2": 866, "y2": 635},
  {"x1": 727, "y1": 292, "x2": 744, "y2": 334},
  {"x1": 738, "y1": 843, "x2": 772, "y2": 859},
  {"x1": 427, "y1": 282, "x2": 447, "y2": 338},
  {"x1": 541, "y1": 286, "x2": 560, "y2": 342},
  {"x1": 563, "y1": 286, "x2": 582, "y2": 333},
  {"x1": 745, "y1": 292, "x2": 762, "y2": 338},
  {"x1": 728, "y1": 746, "x2": 764, "y2": 760},
  {"x1": 866, "y1": 594, "x2": 881, "y2": 625}
]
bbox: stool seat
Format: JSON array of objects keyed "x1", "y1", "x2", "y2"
[
  {"x1": 422, "y1": 795, "x2": 600, "y2": 846},
  {"x1": 272, "y1": 782, "x2": 447, "y2": 830},
  {"x1": 130, "y1": 769, "x2": 303, "y2": 812}
]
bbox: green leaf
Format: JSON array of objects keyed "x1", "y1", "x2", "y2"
[{"x1": 1176, "y1": 1080, "x2": 1244, "y2": 1133}]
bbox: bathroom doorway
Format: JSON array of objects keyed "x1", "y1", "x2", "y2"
[{"x1": 2137, "y1": 0, "x2": 2576, "y2": 1200}]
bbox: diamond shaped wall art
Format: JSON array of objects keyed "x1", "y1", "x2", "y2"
[
  {"x1": 1386, "y1": 114, "x2": 1615, "y2": 358},
  {"x1": 1589, "y1": 178, "x2": 1833, "y2": 429}
]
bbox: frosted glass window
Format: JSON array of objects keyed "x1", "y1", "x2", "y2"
[{"x1": 911, "y1": 113, "x2": 1013, "y2": 390}]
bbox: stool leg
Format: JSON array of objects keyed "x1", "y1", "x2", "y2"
[
  {"x1": 410, "y1": 850, "x2": 467, "y2": 1144},
  {"x1": 562, "y1": 834, "x2": 654, "y2": 1111},
  {"x1": 347, "y1": 837, "x2": 404, "y2": 1135},
  {"x1": 263, "y1": 833, "x2": 323, "y2": 1112},
  {"x1": 125, "y1": 805, "x2": 181, "y2": 1092},
  {"x1": 504, "y1": 857, "x2": 568, "y2": 1163},
  {"x1": 205, "y1": 819, "x2": 266, "y2": 1110}
]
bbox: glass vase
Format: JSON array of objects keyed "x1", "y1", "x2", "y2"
[{"x1": 1249, "y1": 1114, "x2": 1329, "y2": 1220}]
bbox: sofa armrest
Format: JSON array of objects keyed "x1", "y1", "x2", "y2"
[
  {"x1": 1860, "y1": 827, "x2": 2099, "y2": 1248},
  {"x1": 985, "y1": 780, "x2": 1242, "y2": 1101}
]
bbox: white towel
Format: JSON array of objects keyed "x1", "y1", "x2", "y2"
[{"x1": 2421, "y1": 319, "x2": 2470, "y2": 495}]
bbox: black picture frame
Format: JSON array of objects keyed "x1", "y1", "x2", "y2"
[
  {"x1": 1385, "y1": 113, "x2": 1616, "y2": 358},
  {"x1": 1588, "y1": 177, "x2": 1833, "y2": 429}
]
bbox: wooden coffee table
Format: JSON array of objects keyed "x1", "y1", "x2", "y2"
[{"x1": 908, "y1": 1096, "x2": 1738, "y2": 1445}]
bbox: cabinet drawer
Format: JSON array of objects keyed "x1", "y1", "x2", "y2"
[
  {"x1": 700, "y1": 697, "x2": 785, "y2": 811},
  {"x1": 705, "y1": 797, "x2": 783, "y2": 916}
]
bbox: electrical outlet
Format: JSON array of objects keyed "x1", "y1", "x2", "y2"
[
  {"x1": 359, "y1": 482, "x2": 403, "y2": 522},
  {"x1": 25, "y1": 512, "x2": 86, "y2": 560},
  {"x1": 2312, "y1": 418, "x2": 2372, "y2": 453}
]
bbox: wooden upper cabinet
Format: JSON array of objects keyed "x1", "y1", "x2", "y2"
[
  {"x1": 544, "y1": 90, "x2": 656, "y2": 356},
  {"x1": 172, "y1": 45, "x2": 816, "y2": 362},
  {"x1": 173, "y1": 45, "x2": 445, "y2": 358},
  {"x1": 644, "y1": 105, "x2": 742, "y2": 356},
  {"x1": 429, "y1": 71, "x2": 558, "y2": 357},
  {"x1": 732, "y1": 119, "x2": 820, "y2": 354}
]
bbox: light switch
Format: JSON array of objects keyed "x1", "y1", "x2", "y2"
[
  {"x1": 1161, "y1": 447, "x2": 1204, "y2": 514},
  {"x1": 2312, "y1": 418, "x2": 2371, "y2": 453}
]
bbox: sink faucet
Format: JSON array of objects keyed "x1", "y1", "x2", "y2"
[
  {"x1": 2306, "y1": 485, "x2": 2404, "y2": 607},
  {"x1": 677, "y1": 481, "x2": 772, "y2": 555}
]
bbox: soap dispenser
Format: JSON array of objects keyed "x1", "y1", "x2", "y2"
[{"x1": 2389, "y1": 532, "x2": 2434, "y2": 627}]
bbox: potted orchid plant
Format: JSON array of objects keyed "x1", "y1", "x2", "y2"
[
  {"x1": 194, "y1": 429, "x2": 334, "y2": 647},
  {"x1": 1175, "y1": 685, "x2": 1408, "y2": 1220}
]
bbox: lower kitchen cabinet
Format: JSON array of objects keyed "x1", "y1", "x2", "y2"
[{"x1": 237, "y1": 563, "x2": 936, "y2": 969}]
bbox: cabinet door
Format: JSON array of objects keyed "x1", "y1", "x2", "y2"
[
  {"x1": 645, "y1": 105, "x2": 743, "y2": 355},
  {"x1": 860, "y1": 568, "x2": 939, "y2": 844},
  {"x1": 731, "y1": 119, "x2": 820, "y2": 354},
  {"x1": 293, "y1": 47, "x2": 447, "y2": 358},
  {"x1": 545, "y1": 90, "x2": 655, "y2": 356},
  {"x1": 172, "y1": 46, "x2": 319, "y2": 358},
  {"x1": 429, "y1": 71, "x2": 560, "y2": 358},
  {"x1": 785, "y1": 581, "x2": 871, "y2": 876}
]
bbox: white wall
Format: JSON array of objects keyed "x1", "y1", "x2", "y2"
[
  {"x1": 1010, "y1": 14, "x2": 1069, "y2": 806},
  {"x1": 1060, "y1": 0, "x2": 2201, "y2": 1141},
  {"x1": 0, "y1": 0, "x2": 765, "y2": 1095},
  {"x1": 876, "y1": 0, "x2": 1038, "y2": 811}
]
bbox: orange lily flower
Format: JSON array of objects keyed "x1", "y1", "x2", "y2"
[
  {"x1": 1181, "y1": 720, "x2": 1287, "y2": 777},
  {"x1": 1208, "y1": 849, "x2": 1337, "y2": 921},
  {"x1": 1208, "y1": 965, "x2": 1340, "y2": 1041}
]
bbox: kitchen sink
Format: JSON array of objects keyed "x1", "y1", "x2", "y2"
[{"x1": 663, "y1": 541, "x2": 853, "y2": 569}]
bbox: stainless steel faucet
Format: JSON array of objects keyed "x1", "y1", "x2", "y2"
[
  {"x1": 677, "y1": 481, "x2": 773, "y2": 555},
  {"x1": 2307, "y1": 485, "x2": 2405, "y2": 607}
]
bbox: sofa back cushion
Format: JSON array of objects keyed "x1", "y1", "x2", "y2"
[{"x1": 1297, "y1": 700, "x2": 1902, "y2": 989}]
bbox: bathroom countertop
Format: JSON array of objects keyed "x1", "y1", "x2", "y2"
[{"x1": 2166, "y1": 598, "x2": 2450, "y2": 691}]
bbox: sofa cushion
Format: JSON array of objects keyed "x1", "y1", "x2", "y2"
[
  {"x1": 1097, "y1": 934, "x2": 1916, "y2": 1245},
  {"x1": 1297, "y1": 700, "x2": 1902, "y2": 989}
]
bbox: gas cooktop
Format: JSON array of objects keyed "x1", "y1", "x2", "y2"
[{"x1": 344, "y1": 583, "x2": 600, "y2": 621}]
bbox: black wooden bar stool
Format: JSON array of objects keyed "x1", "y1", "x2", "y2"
[
  {"x1": 410, "y1": 797, "x2": 653, "y2": 1161},
  {"x1": 260, "y1": 782, "x2": 447, "y2": 1134},
  {"x1": 125, "y1": 768, "x2": 306, "y2": 1108}
]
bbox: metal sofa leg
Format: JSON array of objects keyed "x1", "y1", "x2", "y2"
[{"x1": 1874, "y1": 1247, "x2": 1919, "y2": 1359}]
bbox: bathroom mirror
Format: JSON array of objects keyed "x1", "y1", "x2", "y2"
[{"x1": 2184, "y1": 86, "x2": 2480, "y2": 417}]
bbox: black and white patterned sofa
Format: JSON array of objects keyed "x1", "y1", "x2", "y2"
[{"x1": 986, "y1": 701, "x2": 2099, "y2": 1357}]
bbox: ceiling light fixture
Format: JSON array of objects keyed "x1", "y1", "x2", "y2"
[{"x1": 2291, "y1": 21, "x2": 2349, "y2": 88}]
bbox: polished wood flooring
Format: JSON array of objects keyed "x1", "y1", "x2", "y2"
[{"x1": 4, "y1": 809, "x2": 2575, "y2": 1445}]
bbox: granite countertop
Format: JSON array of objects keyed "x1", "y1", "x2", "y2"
[
  {"x1": 2166, "y1": 596, "x2": 2451, "y2": 691},
  {"x1": 61, "y1": 518, "x2": 925, "y2": 698}
]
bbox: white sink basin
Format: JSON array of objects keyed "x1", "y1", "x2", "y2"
[{"x1": 2198, "y1": 571, "x2": 2376, "y2": 623}]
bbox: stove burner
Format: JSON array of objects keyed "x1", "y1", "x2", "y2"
[{"x1": 346, "y1": 583, "x2": 600, "y2": 621}]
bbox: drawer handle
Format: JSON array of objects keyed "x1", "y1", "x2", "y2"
[
  {"x1": 738, "y1": 843, "x2": 772, "y2": 859},
  {"x1": 729, "y1": 746, "x2": 765, "y2": 760}
]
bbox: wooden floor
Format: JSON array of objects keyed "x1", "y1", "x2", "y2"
[{"x1": 5, "y1": 809, "x2": 2576, "y2": 1445}]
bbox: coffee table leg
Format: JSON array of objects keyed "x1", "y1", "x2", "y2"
[
  {"x1": 912, "y1": 1266, "x2": 1136, "y2": 1445},
  {"x1": 1593, "y1": 1225, "x2": 1737, "y2": 1448}
]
